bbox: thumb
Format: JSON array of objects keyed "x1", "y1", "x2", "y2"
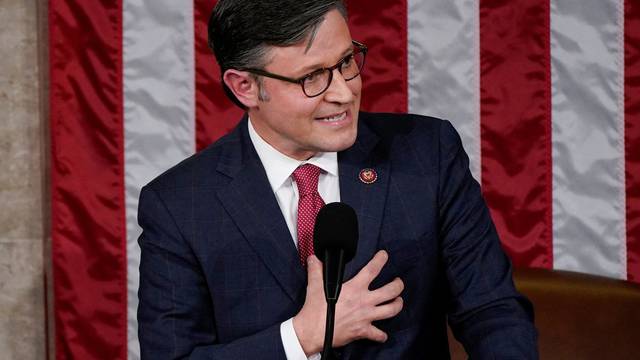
[{"x1": 306, "y1": 255, "x2": 323, "y2": 286}]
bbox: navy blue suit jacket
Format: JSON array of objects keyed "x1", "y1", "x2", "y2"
[{"x1": 137, "y1": 112, "x2": 538, "y2": 359}]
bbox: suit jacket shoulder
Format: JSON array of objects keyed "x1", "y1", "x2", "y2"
[{"x1": 143, "y1": 117, "x2": 253, "y2": 194}]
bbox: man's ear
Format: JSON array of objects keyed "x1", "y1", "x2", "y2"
[{"x1": 223, "y1": 69, "x2": 260, "y2": 108}]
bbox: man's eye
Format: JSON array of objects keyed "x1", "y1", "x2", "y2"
[
  {"x1": 305, "y1": 70, "x2": 324, "y2": 84},
  {"x1": 340, "y1": 55, "x2": 355, "y2": 70}
]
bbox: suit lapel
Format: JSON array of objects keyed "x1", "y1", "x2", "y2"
[
  {"x1": 339, "y1": 117, "x2": 389, "y2": 280},
  {"x1": 215, "y1": 117, "x2": 306, "y2": 303}
]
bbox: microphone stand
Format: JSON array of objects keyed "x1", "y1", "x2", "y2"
[
  {"x1": 321, "y1": 249, "x2": 346, "y2": 360},
  {"x1": 321, "y1": 300, "x2": 337, "y2": 360}
]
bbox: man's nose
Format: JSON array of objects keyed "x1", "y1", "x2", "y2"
[{"x1": 323, "y1": 69, "x2": 356, "y2": 104}]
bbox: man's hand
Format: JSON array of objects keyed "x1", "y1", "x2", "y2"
[{"x1": 292, "y1": 250, "x2": 404, "y2": 356}]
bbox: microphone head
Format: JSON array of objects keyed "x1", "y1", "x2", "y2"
[{"x1": 313, "y1": 202, "x2": 358, "y2": 262}]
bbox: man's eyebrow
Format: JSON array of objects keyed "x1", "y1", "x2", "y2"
[{"x1": 296, "y1": 45, "x2": 354, "y2": 75}]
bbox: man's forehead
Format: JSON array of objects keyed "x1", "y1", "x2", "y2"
[
  {"x1": 264, "y1": 10, "x2": 353, "y2": 72},
  {"x1": 265, "y1": 39, "x2": 353, "y2": 75}
]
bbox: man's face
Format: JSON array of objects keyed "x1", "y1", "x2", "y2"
[{"x1": 248, "y1": 9, "x2": 361, "y2": 160}]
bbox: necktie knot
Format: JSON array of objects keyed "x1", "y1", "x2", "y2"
[{"x1": 292, "y1": 164, "x2": 322, "y2": 196}]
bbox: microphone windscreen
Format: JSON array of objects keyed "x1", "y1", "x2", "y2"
[{"x1": 313, "y1": 202, "x2": 358, "y2": 262}]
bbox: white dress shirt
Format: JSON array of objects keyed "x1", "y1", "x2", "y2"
[{"x1": 248, "y1": 119, "x2": 340, "y2": 360}]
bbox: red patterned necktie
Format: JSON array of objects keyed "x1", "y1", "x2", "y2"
[{"x1": 292, "y1": 164, "x2": 325, "y2": 266}]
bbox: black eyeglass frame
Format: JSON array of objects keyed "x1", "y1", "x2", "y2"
[{"x1": 238, "y1": 40, "x2": 368, "y2": 98}]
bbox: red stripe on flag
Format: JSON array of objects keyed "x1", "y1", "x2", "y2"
[
  {"x1": 49, "y1": 1, "x2": 127, "y2": 358},
  {"x1": 479, "y1": 0, "x2": 552, "y2": 268},
  {"x1": 347, "y1": 0, "x2": 407, "y2": 113},
  {"x1": 625, "y1": 0, "x2": 640, "y2": 283},
  {"x1": 194, "y1": 0, "x2": 244, "y2": 151}
]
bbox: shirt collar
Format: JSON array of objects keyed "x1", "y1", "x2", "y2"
[{"x1": 248, "y1": 118, "x2": 338, "y2": 193}]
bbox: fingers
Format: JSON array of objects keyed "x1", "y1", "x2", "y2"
[
  {"x1": 369, "y1": 296, "x2": 404, "y2": 322},
  {"x1": 336, "y1": 324, "x2": 388, "y2": 346},
  {"x1": 363, "y1": 325, "x2": 388, "y2": 343},
  {"x1": 331, "y1": 251, "x2": 405, "y2": 347},
  {"x1": 352, "y1": 250, "x2": 388, "y2": 284},
  {"x1": 369, "y1": 277, "x2": 404, "y2": 304}
]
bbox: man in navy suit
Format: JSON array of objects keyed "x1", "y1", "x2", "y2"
[{"x1": 137, "y1": 0, "x2": 538, "y2": 358}]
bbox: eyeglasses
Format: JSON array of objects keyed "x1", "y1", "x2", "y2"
[{"x1": 239, "y1": 40, "x2": 367, "y2": 98}]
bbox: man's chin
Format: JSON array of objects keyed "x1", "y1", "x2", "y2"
[{"x1": 322, "y1": 133, "x2": 358, "y2": 153}]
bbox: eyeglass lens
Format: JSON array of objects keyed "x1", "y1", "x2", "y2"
[{"x1": 302, "y1": 51, "x2": 365, "y2": 97}]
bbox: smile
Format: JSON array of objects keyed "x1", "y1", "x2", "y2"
[{"x1": 317, "y1": 111, "x2": 347, "y2": 122}]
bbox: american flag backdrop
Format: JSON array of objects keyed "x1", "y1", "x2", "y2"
[{"x1": 49, "y1": 0, "x2": 640, "y2": 358}]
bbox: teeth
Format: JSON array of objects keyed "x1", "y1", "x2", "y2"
[{"x1": 319, "y1": 112, "x2": 346, "y2": 122}]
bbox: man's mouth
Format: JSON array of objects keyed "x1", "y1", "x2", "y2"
[{"x1": 316, "y1": 111, "x2": 347, "y2": 122}]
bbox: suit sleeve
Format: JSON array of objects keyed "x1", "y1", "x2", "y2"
[
  {"x1": 137, "y1": 186, "x2": 287, "y2": 360},
  {"x1": 436, "y1": 120, "x2": 539, "y2": 359}
]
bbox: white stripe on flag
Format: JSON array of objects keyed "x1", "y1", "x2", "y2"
[
  {"x1": 407, "y1": 0, "x2": 481, "y2": 181},
  {"x1": 123, "y1": 1, "x2": 196, "y2": 358},
  {"x1": 551, "y1": 0, "x2": 626, "y2": 279}
]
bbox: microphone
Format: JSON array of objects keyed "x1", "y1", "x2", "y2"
[{"x1": 313, "y1": 202, "x2": 358, "y2": 360}]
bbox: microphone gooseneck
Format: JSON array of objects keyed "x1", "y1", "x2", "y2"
[{"x1": 313, "y1": 202, "x2": 358, "y2": 360}]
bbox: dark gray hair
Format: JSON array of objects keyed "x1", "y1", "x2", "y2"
[{"x1": 208, "y1": 0, "x2": 348, "y2": 108}]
